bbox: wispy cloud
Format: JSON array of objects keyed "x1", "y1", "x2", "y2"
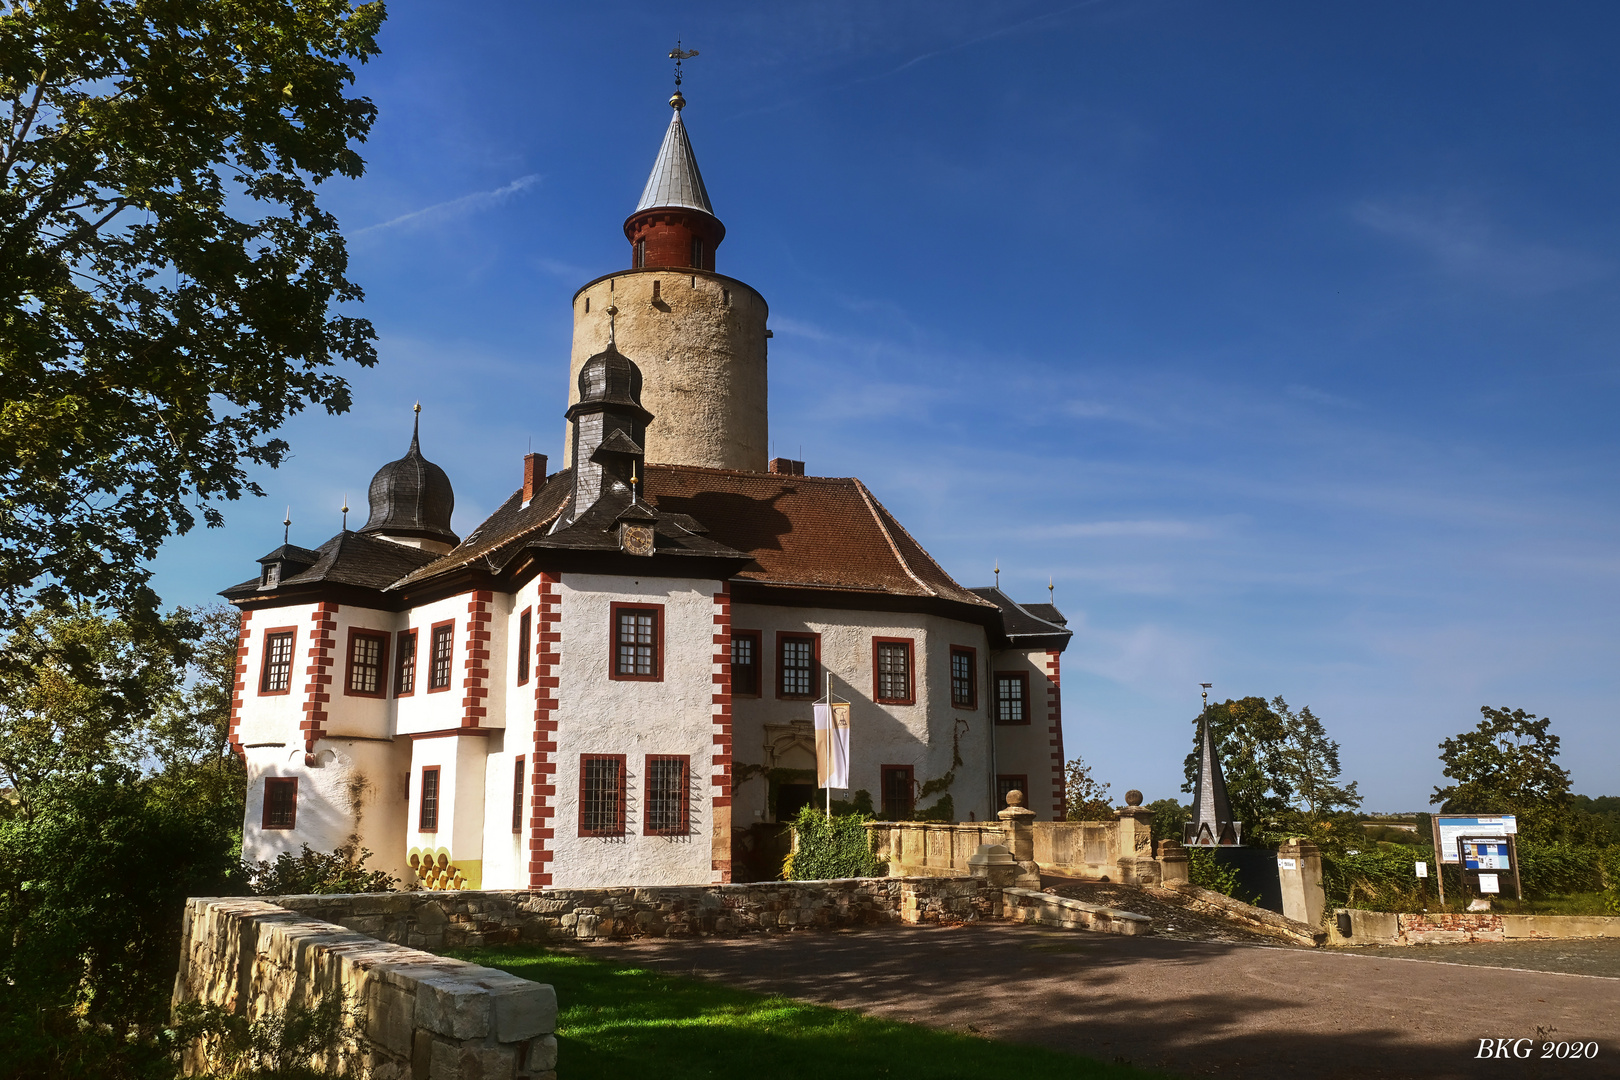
[
  {"x1": 1032, "y1": 519, "x2": 1211, "y2": 539},
  {"x1": 1353, "y1": 199, "x2": 1610, "y2": 295},
  {"x1": 350, "y1": 174, "x2": 542, "y2": 237}
]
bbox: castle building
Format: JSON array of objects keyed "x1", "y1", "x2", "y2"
[{"x1": 224, "y1": 89, "x2": 1071, "y2": 890}]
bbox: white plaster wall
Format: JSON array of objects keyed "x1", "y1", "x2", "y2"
[
  {"x1": 478, "y1": 736, "x2": 528, "y2": 889},
  {"x1": 241, "y1": 737, "x2": 411, "y2": 884},
  {"x1": 988, "y1": 648, "x2": 1062, "y2": 820},
  {"x1": 405, "y1": 734, "x2": 489, "y2": 873},
  {"x1": 235, "y1": 601, "x2": 320, "y2": 749},
  {"x1": 728, "y1": 605, "x2": 996, "y2": 826},
  {"x1": 325, "y1": 605, "x2": 404, "y2": 740},
  {"x1": 395, "y1": 592, "x2": 477, "y2": 736},
  {"x1": 548, "y1": 572, "x2": 722, "y2": 887}
]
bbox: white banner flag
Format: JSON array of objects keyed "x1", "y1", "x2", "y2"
[{"x1": 814, "y1": 702, "x2": 851, "y2": 790}]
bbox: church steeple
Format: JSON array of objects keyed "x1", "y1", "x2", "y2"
[{"x1": 624, "y1": 91, "x2": 725, "y2": 271}]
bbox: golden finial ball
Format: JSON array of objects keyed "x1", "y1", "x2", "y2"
[{"x1": 670, "y1": 91, "x2": 686, "y2": 110}]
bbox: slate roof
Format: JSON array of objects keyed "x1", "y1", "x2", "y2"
[
  {"x1": 635, "y1": 108, "x2": 714, "y2": 216},
  {"x1": 969, "y1": 586, "x2": 1073, "y2": 647},
  {"x1": 227, "y1": 466, "x2": 1019, "y2": 628},
  {"x1": 222, "y1": 530, "x2": 440, "y2": 600}
]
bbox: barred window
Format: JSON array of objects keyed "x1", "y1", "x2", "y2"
[
  {"x1": 429, "y1": 623, "x2": 454, "y2": 690},
  {"x1": 996, "y1": 672, "x2": 1029, "y2": 724},
  {"x1": 260, "y1": 631, "x2": 294, "y2": 693},
  {"x1": 874, "y1": 640, "x2": 912, "y2": 703},
  {"x1": 645, "y1": 755, "x2": 689, "y2": 835},
  {"x1": 395, "y1": 630, "x2": 417, "y2": 696},
  {"x1": 262, "y1": 777, "x2": 297, "y2": 829},
  {"x1": 517, "y1": 610, "x2": 532, "y2": 684},
  {"x1": 951, "y1": 647, "x2": 976, "y2": 708},
  {"x1": 779, "y1": 635, "x2": 815, "y2": 697},
  {"x1": 731, "y1": 631, "x2": 760, "y2": 696},
  {"x1": 419, "y1": 767, "x2": 440, "y2": 833},
  {"x1": 346, "y1": 631, "x2": 387, "y2": 695},
  {"x1": 881, "y1": 765, "x2": 914, "y2": 820},
  {"x1": 613, "y1": 607, "x2": 659, "y2": 678},
  {"x1": 580, "y1": 755, "x2": 626, "y2": 837}
]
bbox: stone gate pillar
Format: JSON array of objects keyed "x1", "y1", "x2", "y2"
[
  {"x1": 1277, "y1": 837, "x2": 1325, "y2": 927},
  {"x1": 997, "y1": 790, "x2": 1041, "y2": 888}
]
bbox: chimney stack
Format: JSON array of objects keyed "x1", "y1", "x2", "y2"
[
  {"x1": 523, "y1": 453, "x2": 548, "y2": 503},
  {"x1": 769, "y1": 457, "x2": 805, "y2": 476}
]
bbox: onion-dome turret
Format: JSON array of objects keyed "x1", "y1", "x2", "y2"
[{"x1": 360, "y1": 406, "x2": 459, "y2": 550}]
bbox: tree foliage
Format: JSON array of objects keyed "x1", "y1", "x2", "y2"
[
  {"x1": 1432, "y1": 706, "x2": 1573, "y2": 843},
  {"x1": 0, "y1": 0, "x2": 385, "y2": 631},
  {"x1": 0, "y1": 604, "x2": 247, "y2": 1078},
  {"x1": 1062, "y1": 754, "x2": 1113, "y2": 820}
]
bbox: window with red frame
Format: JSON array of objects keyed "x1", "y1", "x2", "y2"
[
  {"x1": 612, "y1": 606, "x2": 660, "y2": 679},
  {"x1": 778, "y1": 634, "x2": 817, "y2": 698},
  {"x1": 580, "y1": 755, "x2": 626, "y2": 836},
  {"x1": 644, "y1": 755, "x2": 689, "y2": 835},
  {"x1": 995, "y1": 671, "x2": 1030, "y2": 724},
  {"x1": 995, "y1": 774, "x2": 1028, "y2": 811},
  {"x1": 419, "y1": 766, "x2": 441, "y2": 832},
  {"x1": 950, "y1": 647, "x2": 977, "y2": 708},
  {"x1": 874, "y1": 639, "x2": 913, "y2": 703},
  {"x1": 428, "y1": 623, "x2": 454, "y2": 690},
  {"x1": 346, "y1": 629, "x2": 389, "y2": 696},
  {"x1": 731, "y1": 630, "x2": 761, "y2": 696},
  {"x1": 395, "y1": 630, "x2": 417, "y2": 696},
  {"x1": 260, "y1": 630, "x2": 294, "y2": 693},
  {"x1": 517, "y1": 609, "x2": 532, "y2": 684},
  {"x1": 262, "y1": 777, "x2": 297, "y2": 829},
  {"x1": 881, "y1": 765, "x2": 914, "y2": 820},
  {"x1": 512, "y1": 755, "x2": 526, "y2": 833}
]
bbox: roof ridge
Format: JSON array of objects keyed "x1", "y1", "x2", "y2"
[
  {"x1": 646, "y1": 463, "x2": 856, "y2": 483},
  {"x1": 851, "y1": 478, "x2": 936, "y2": 599}
]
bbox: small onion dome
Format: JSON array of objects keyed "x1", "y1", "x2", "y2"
[
  {"x1": 567, "y1": 345, "x2": 653, "y2": 425},
  {"x1": 360, "y1": 411, "x2": 459, "y2": 546}
]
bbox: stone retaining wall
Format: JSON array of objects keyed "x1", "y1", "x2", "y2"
[
  {"x1": 1003, "y1": 888, "x2": 1153, "y2": 935},
  {"x1": 173, "y1": 897, "x2": 558, "y2": 1080},
  {"x1": 1329, "y1": 909, "x2": 1620, "y2": 946},
  {"x1": 274, "y1": 877, "x2": 1002, "y2": 953}
]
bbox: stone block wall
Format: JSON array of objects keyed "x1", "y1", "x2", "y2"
[
  {"x1": 275, "y1": 877, "x2": 1002, "y2": 952},
  {"x1": 1327, "y1": 909, "x2": 1620, "y2": 946},
  {"x1": 173, "y1": 897, "x2": 557, "y2": 1080},
  {"x1": 1002, "y1": 888, "x2": 1153, "y2": 935}
]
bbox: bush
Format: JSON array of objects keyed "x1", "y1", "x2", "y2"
[
  {"x1": 245, "y1": 842, "x2": 397, "y2": 896},
  {"x1": 1598, "y1": 845, "x2": 1620, "y2": 914},
  {"x1": 1186, "y1": 848, "x2": 1256, "y2": 904},
  {"x1": 1516, "y1": 842, "x2": 1603, "y2": 897},
  {"x1": 782, "y1": 808, "x2": 882, "y2": 880},
  {"x1": 1323, "y1": 847, "x2": 1431, "y2": 911}
]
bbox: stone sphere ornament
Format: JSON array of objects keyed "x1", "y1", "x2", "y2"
[
  {"x1": 1125, "y1": 789, "x2": 1144, "y2": 806},
  {"x1": 1004, "y1": 789, "x2": 1025, "y2": 807}
]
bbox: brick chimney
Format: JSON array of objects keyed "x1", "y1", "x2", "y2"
[
  {"x1": 769, "y1": 457, "x2": 805, "y2": 476},
  {"x1": 522, "y1": 453, "x2": 548, "y2": 503}
]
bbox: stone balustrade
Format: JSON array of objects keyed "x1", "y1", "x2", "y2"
[{"x1": 1002, "y1": 888, "x2": 1154, "y2": 935}]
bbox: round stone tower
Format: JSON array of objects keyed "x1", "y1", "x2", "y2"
[{"x1": 563, "y1": 91, "x2": 769, "y2": 472}]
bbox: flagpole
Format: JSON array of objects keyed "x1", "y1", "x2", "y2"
[{"x1": 825, "y1": 673, "x2": 832, "y2": 819}]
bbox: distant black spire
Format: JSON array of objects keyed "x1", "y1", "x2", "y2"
[
  {"x1": 1185, "y1": 707, "x2": 1243, "y2": 847},
  {"x1": 360, "y1": 407, "x2": 459, "y2": 547}
]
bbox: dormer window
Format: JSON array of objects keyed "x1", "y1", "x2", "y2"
[{"x1": 260, "y1": 563, "x2": 280, "y2": 589}]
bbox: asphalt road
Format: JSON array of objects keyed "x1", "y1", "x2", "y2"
[{"x1": 574, "y1": 923, "x2": 1620, "y2": 1080}]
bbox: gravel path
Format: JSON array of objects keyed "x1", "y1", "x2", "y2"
[{"x1": 573, "y1": 923, "x2": 1620, "y2": 1079}]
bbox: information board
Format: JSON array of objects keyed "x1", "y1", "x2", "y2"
[
  {"x1": 1462, "y1": 839, "x2": 1510, "y2": 872},
  {"x1": 1435, "y1": 815, "x2": 1516, "y2": 863}
]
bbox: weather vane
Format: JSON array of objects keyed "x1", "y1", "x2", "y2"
[{"x1": 670, "y1": 41, "x2": 699, "y2": 89}]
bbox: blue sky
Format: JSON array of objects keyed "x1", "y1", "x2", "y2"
[{"x1": 151, "y1": 1, "x2": 1620, "y2": 810}]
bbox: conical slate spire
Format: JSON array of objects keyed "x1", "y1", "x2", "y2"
[
  {"x1": 1186, "y1": 711, "x2": 1243, "y2": 846},
  {"x1": 634, "y1": 106, "x2": 713, "y2": 215}
]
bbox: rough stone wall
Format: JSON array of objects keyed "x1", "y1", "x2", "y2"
[
  {"x1": 173, "y1": 897, "x2": 557, "y2": 1080},
  {"x1": 567, "y1": 269, "x2": 769, "y2": 472},
  {"x1": 273, "y1": 876, "x2": 1001, "y2": 951},
  {"x1": 1328, "y1": 911, "x2": 1620, "y2": 946},
  {"x1": 1003, "y1": 888, "x2": 1153, "y2": 935}
]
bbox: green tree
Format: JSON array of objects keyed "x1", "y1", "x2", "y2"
[
  {"x1": 0, "y1": 0, "x2": 385, "y2": 633},
  {"x1": 1063, "y1": 754, "x2": 1113, "y2": 820},
  {"x1": 0, "y1": 605, "x2": 246, "y2": 1078},
  {"x1": 1273, "y1": 697, "x2": 1361, "y2": 822},
  {"x1": 1182, "y1": 696, "x2": 1293, "y2": 834},
  {"x1": 1433, "y1": 706, "x2": 1573, "y2": 843}
]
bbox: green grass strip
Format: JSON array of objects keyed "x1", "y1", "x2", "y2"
[{"x1": 452, "y1": 944, "x2": 1169, "y2": 1080}]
